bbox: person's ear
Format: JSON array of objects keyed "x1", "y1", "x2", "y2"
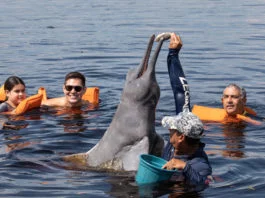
[
  {"x1": 5, "y1": 90, "x2": 10, "y2": 98},
  {"x1": 179, "y1": 134, "x2": 185, "y2": 142},
  {"x1": 81, "y1": 87, "x2": 86, "y2": 95},
  {"x1": 63, "y1": 85, "x2": 67, "y2": 95},
  {"x1": 242, "y1": 97, "x2": 247, "y2": 105}
]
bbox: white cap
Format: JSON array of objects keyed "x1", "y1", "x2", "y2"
[{"x1": 162, "y1": 112, "x2": 204, "y2": 139}]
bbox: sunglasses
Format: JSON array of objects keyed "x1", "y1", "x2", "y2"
[{"x1": 65, "y1": 85, "x2": 83, "y2": 92}]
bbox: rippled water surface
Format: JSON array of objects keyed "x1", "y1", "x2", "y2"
[{"x1": 1, "y1": 0, "x2": 265, "y2": 197}]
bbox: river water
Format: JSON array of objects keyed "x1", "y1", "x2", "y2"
[{"x1": 1, "y1": 0, "x2": 265, "y2": 197}]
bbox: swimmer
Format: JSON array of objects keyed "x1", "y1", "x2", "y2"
[
  {"x1": 156, "y1": 32, "x2": 257, "y2": 123},
  {"x1": 222, "y1": 83, "x2": 247, "y2": 116},
  {"x1": 41, "y1": 72, "x2": 87, "y2": 108},
  {"x1": 0, "y1": 76, "x2": 27, "y2": 114}
]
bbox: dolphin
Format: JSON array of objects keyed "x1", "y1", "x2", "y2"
[{"x1": 63, "y1": 34, "x2": 168, "y2": 171}]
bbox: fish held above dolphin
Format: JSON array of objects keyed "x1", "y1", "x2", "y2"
[{"x1": 63, "y1": 34, "x2": 169, "y2": 171}]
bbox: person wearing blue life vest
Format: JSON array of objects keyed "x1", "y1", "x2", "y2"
[{"x1": 159, "y1": 33, "x2": 212, "y2": 185}]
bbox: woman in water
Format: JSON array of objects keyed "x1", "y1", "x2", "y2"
[{"x1": 0, "y1": 76, "x2": 27, "y2": 114}]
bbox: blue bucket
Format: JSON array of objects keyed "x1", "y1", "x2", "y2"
[{"x1": 135, "y1": 154, "x2": 177, "y2": 185}]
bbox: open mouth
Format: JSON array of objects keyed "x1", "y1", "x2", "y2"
[
  {"x1": 137, "y1": 35, "x2": 155, "y2": 79},
  {"x1": 136, "y1": 34, "x2": 168, "y2": 80}
]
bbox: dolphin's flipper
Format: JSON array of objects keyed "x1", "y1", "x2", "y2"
[{"x1": 63, "y1": 153, "x2": 88, "y2": 166}]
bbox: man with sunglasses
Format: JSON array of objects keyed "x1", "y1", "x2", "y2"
[{"x1": 41, "y1": 72, "x2": 87, "y2": 107}]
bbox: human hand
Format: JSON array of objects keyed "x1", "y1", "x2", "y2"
[
  {"x1": 162, "y1": 158, "x2": 186, "y2": 170},
  {"x1": 169, "y1": 33, "x2": 182, "y2": 49}
]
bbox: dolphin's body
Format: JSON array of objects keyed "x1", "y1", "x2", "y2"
[{"x1": 64, "y1": 34, "x2": 169, "y2": 171}]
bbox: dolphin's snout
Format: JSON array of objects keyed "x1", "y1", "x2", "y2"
[
  {"x1": 155, "y1": 32, "x2": 171, "y2": 42},
  {"x1": 137, "y1": 35, "x2": 155, "y2": 78}
]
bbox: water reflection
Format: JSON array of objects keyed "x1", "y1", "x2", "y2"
[
  {"x1": 4, "y1": 133, "x2": 30, "y2": 153},
  {"x1": 0, "y1": 105, "x2": 98, "y2": 154},
  {"x1": 0, "y1": 109, "x2": 46, "y2": 153},
  {"x1": 40, "y1": 104, "x2": 98, "y2": 133},
  {"x1": 1, "y1": 118, "x2": 30, "y2": 153},
  {"x1": 2, "y1": 119, "x2": 29, "y2": 130},
  {"x1": 106, "y1": 176, "x2": 205, "y2": 198},
  {"x1": 60, "y1": 117, "x2": 86, "y2": 133},
  {"x1": 206, "y1": 122, "x2": 247, "y2": 160},
  {"x1": 221, "y1": 123, "x2": 246, "y2": 159}
]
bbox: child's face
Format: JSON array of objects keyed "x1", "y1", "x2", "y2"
[{"x1": 6, "y1": 84, "x2": 26, "y2": 106}]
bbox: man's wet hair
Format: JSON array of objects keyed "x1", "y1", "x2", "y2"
[
  {"x1": 64, "y1": 72, "x2": 86, "y2": 87},
  {"x1": 224, "y1": 83, "x2": 246, "y2": 99}
]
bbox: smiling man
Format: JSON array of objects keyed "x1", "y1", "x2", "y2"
[
  {"x1": 221, "y1": 83, "x2": 246, "y2": 116},
  {"x1": 156, "y1": 32, "x2": 258, "y2": 123},
  {"x1": 41, "y1": 72, "x2": 87, "y2": 108}
]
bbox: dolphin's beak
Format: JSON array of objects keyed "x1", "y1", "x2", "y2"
[
  {"x1": 136, "y1": 34, "x2": 165, "y2": 78},
  {"x1": 136, "y1": 35, "x2": 155, "y2": 78}
]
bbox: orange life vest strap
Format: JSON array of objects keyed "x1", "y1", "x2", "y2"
[
  {"x1": 236, "y1": 114, "x2": 261, "y2": 125},
  {"x1": 192, "y1": 105, "x2": 260, "y2": 125},
  {"x1": 38, "y1": 87, "x2": 47, "y2": 102},
  {"x1": 14, "y1": 93, "x2": 43, "y2": 115},
  {"x1": 82, "y1": 87, "x2": 99, "y2": 104},
  {"x1": 1, "y1": 86, "x2": 100, "y2": 115},
  {"x1": 38, "y1": 86, "x2": 99, "y2": 105},
  {"x1": 192, "y1": 105, "x2": 226, "y2": 122},
  {"x1": 243, "y1": 106, "x2": 256, "y2": 116},
  {"x1": 0, "y1": 85, "x2": 6, "y2": 102}
]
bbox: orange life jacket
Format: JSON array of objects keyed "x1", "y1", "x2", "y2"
[
  {"x1": 0, "y1": 85, "x2": 6, "y2": 102},
  {"x1": 82, "y1": 87, "x2": 99, "y2": 104},
  {"x1": 0, "y1": 85, "x2": 44, "y2": 115},
  {"x1": 0, "y1": 86, "x2": 99, "y2": 115},
  {"x1": 192, "y1": 105, "x2": 261, "y2": 125},
  {"x1": 14, "y1": 92, "x2": 43, "y2": 115},
  {"x1": 39, "y1": 86, "x2": 100, "y2": 105}
]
